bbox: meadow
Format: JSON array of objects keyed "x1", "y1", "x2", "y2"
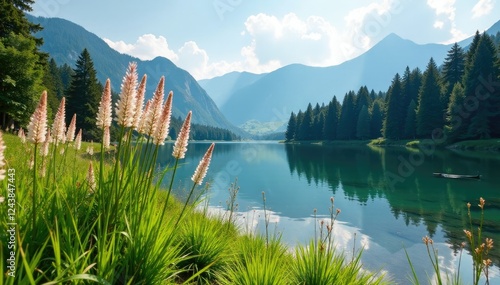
[{"x1": 0, "y1": 62, "x2": 493, "y2": 284}]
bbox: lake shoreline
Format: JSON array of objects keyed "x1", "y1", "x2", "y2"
[{"x1": 282, "y1": 138, "x2": 500, "y2": 152}]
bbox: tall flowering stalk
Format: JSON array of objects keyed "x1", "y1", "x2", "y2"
[
  {"x1": 115, "y1": 63, "x2": 138, "y2": 128},
  {"x1": 74, "y1": 129, "x2": 82, "y2": 150},
  {"x1": 103, "y1": 126, "x2": 110, "y2": 149},
  {"x1": 18, "y1": 128, "x2": 26, "y2": 144},
  {"x1": 174, "y1": 143, "x2": 215, "y2": 228},
  {"x1": 27, "y1": 91, "x2": 48, "y2": 144},
  {"x1": 27, "y1": 91, "x2": 48, "y2": 235},
  {"x1": 87, "y1": 162, "x2": 96, "y2": 193},
  {"x1": 142, "y1": 77, "x2": 164, "y2": 137},
  {"x1": 133, "y1": 74, "x2": 147, "y2": 130},
  {"x1": 172, "y1": 110, "x2": 191, "y2": 158},
  {"x1": 52, "y1": 97, "x2": 66, "y2": 145},
  {"x1": 96, "y1": 79, "x2": 112, "y2": 129},
  {"x1": 153, "y1": 91, "x2": 173, "y2": 146},
  {"x1": 191, "y1": 143, "x2": 215, "y2": 185},
  {"x1": 66, "y1": 114, "x2": 77, "y2": 143}
]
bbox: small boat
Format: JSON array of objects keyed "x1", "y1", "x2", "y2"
[{"x1": 433, "y1": 173, "x2": 481, "y2": 180}]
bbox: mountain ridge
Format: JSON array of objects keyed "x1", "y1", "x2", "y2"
[{"x1": 27, "y1": 15, "x2": 246, "y2": 136}]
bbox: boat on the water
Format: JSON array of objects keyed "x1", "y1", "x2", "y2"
[{"x1": 433, "y1": 173, "x2": 481, "y2": 179}]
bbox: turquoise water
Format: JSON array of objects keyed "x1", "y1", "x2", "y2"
[{"x1": 157, "y1": 141, "x2": 500, "y2": 284}]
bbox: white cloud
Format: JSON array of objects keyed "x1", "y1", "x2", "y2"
[
  {"x1": 343, "y1": 0, "x2": 403, "y2": 54},
  {"x1": 472, "y1": 0, "x2": 495, "y2": 18},
  {"x1": 104, "y1": 34, "x2": 178, "y2": 61},
  {"x1": 433, "y1": 21, "x2": 444, "y2": 29},
  {"x1": 427, "y1": 0, "x2": 456, "y2": 21}
]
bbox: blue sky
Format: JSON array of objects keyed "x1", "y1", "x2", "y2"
[{"x1": 31, "y1": 0, "x2": 500, "y2": 79}]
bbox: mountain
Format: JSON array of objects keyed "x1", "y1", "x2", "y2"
[
  {"x1": 203, "y1": 20, "x2": 500, "y2": 127},
  {"x1": 198, "y1": 71, "x2": 265, "y2": 107},
  {"x1": 27, "y1": 15, "x2": 245, "y2": 136}
]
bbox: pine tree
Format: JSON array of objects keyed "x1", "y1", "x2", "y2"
[
  {"x1": 463, "y1": 34, "x2": 500, "y2": 139},
  {"x1": 66, "y1": 49, "x2": 103, "y2": 141},
  {"x1": 416, "y1": 58, "x2": 444, "y2": 138},
  {"x1": 383, "y1": 73, "x2": 404, "y2": 139},
  {"x1": 442, "y1": 43, "x2": 465, "y2": 104},
  {"x1": 285, "y1": 112, "x2": 297, "y2": 141},
  {"x1": 370, "y1": 99, "x2": 384, "y2": 138},
  {"x1": 445, "y1": 83, "x2": 467, "y2": 142},
  {"x1": 403, "y1": 99, "x2": 417, "y2": 139},
  {"x1": 337, "y1": 91, "x2": 356, "y2": 140},
  {"x1": 356, "y1": 105, "x2": 370, "y2": 139},
  {"x1": 298, "y1": 103, "x2": 314, "y2": 140},
  {"x1": 323, "y1": 96, "x2": 340, "y2": 140},
  {"x1": 354, "y1": 86, "x2": 371, "y2": 122},
  {"x1": 0, "y1": 0, "x2": 45, "y2": 128}
]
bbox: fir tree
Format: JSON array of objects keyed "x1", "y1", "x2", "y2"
[
  {"x1": 66, "y1": 49, "x2": 103, "y2": 141},
  {"x1": 370, "y1": 99, "x2": 384, "y2": 138},
  {"x1": 337, "y1": 91, "x2": 356, "y2": 140},
  {"x1": 383, "y1": 73, "x2": 404, "y2": 139},
  {"x1": 441, "y1": 43, "x2": 465, "y2": 104},
  {"x1": 416, "y1": 58, "x2": 444, "y2": 138},
  {"x1": 445, "y1": 83, "x2": 467, "y2": 142},
  {"x1": 285, "y1": 112, "x2": 297, "y2": 141},
  {"x1": 298, "y1": 103, "x2": 314, "y2": 140},
  {"x1": 403, "y1": 99, "x2": 417, "y2": 139},
  {"x1": 323, "y1": 96, "x2": 340, "y2": 140},
  {"x1": 356, "y1": 105, "x2": 370, "y2": 139}
]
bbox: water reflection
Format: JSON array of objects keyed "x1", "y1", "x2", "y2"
[{"x1": 157, "y1": 142, "x2": 500, "y2": 284}]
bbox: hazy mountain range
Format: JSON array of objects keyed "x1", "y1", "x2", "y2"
[
  {"x1": 200, "y1": 20, "x2": 500, "y2": 130},
  {"x1": 27, "y1": 15, "x2": 245, "y2": 136},
  {"x1": 28, "y1": 14, "x2": 500, "y2": 136}
]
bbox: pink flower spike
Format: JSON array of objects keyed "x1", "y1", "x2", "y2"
[
  {"x1": 0, "y1": 131, "x2": 5, "y2": 181},
  {"x1": 87, "y1": 161, "x2": 96, "y2": 192},
  {"x1": 115, "y1": 62, "x2": 138, "y2": 127},
  {"x1": 96, "y1": 79, "x2": 112, "y2": 129},
  {"x1": 172, "y1": 111, "x2": 192, "y2": 158},
  {"x1": 74, "y1": 129, "x2": 82, "y2": 150},
  {"x1": 191, "y1": 143, "x2": 215, "y2": 185},
  {"x1": 66, "y1": 114, "x2": 77, "y2": 142},
  {"x1": 144, "y1": 76, "x2": 165, "y2": 136},
  {"x1": 138, "y1": 100, "x2": 151, "y2": 135},
  {"x1": 133, "y1": 74, "x2": 147, "y2": 129},
  {"x1": 52, "y1": 97, "x2": 66, "y2": 145},
  {"x1": 153, "y1": 91, "x2": 173, "y2": 145},
  {"x1": 18, "y1": 128, "x2": 26, "y2": 144},
  {"x1": 27, "y1": 91, "x2": 48, "y2": 144}
]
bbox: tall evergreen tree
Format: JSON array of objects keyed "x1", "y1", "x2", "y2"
[
  {"x1": 356, "y1": 105, "x2": 370, "y2": 139},
  {"x1": 403, "y1": 99, "x2": 417, "y2": 139},
  {"x1": 445, "y1": 83, "x2": 467, "y2": 142},
  {"x1": 370, "y1": 99, "x2": 384, "y2": 138},
  {"x1": 337, "y1": 91, "x2": 356, "y2": 140},
  {"x1": 442, "y1": 43, "x2": 465, "y2": 102},
  {"x1": 463, "y1": 34, "x2": 500, "y2": 139},
  {"x1": 0, "y1": 0, "x2": 45, "y2": 128},
  {"x1": 354, "y1": 86, "x2": 371, "y2": 123},
  {"x1": 383, "y1": 73, "x2": 404, "y2": 139},
  {"x1": 416, "y1": 58, "x2": 444, "y2": 138},
  {"x1": 323, "y1": 96, "x2": 340, "y2": 140},
  {"x1": 66, "y1": 49, "x2": 103, "y2": 141},
  {"x1": 297, "y1": 104, "x2": 314, "y2": 140},
  {"x1": 285, "y1": 112, "x2": 297, "y2": 141}
]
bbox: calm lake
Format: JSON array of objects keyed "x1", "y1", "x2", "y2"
[{"x1": 157, "y1": 141, "x2": 500, "y2": 284}]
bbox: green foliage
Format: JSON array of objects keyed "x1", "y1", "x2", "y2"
[
  {"x1": 323, "y1": 96, "x2": 340, "y2": 140},
  {"x1": 383, "y1": 73, "x2": 404, "y2": 139},
  {"x1": 285, "y1": 112, "x2": 297, "y2": 141},
  {"x1": 0, "y1": 32, "x2": 44, "y2": 127},
  {"x1": 356, "y1": 105, "x2": 370, "y2": 139},
  {"x1": 66, "y1": 49, "x2": 103, "y2": 141},
  {"x1": 370, "y1": 99, "x2": 384, "y2": 138},
  {"x1": 416, "y1": 58, "x2": 444, "y2": 138},
  {"x1": 338, "y1": 91, "x2": 357, "y2": 140},
  {"x1": 403, "y1": 99, "x2": 417, "y2": 139},
  {"x1": 442, "y1": 43, "x2": 465, "y2": 105}
]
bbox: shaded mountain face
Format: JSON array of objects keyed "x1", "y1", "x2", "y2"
[
  {"x1": 27, "y1": 15, "x2": 244, "y2": 136},
  {"x1": 201, "y1": 20, "x2": 500, "y2": 126}
]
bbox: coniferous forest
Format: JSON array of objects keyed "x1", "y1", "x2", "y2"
[{"x1": 285, "y1": 31, "x2": 500, "y2": 144}]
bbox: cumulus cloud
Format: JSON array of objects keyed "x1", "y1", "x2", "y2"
[
  {"x1": 427, "y1": 0, "x2": 468, "y2": 43},
  {"x1": 104, "y1": 34, "x2": 177, "y2": 61},
  {"x1": 343, "y1": 0, "x2": 403, "y2": 54},
  {"x1": 472, "y1": 0, "x2": 495, "y2": 18}
]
